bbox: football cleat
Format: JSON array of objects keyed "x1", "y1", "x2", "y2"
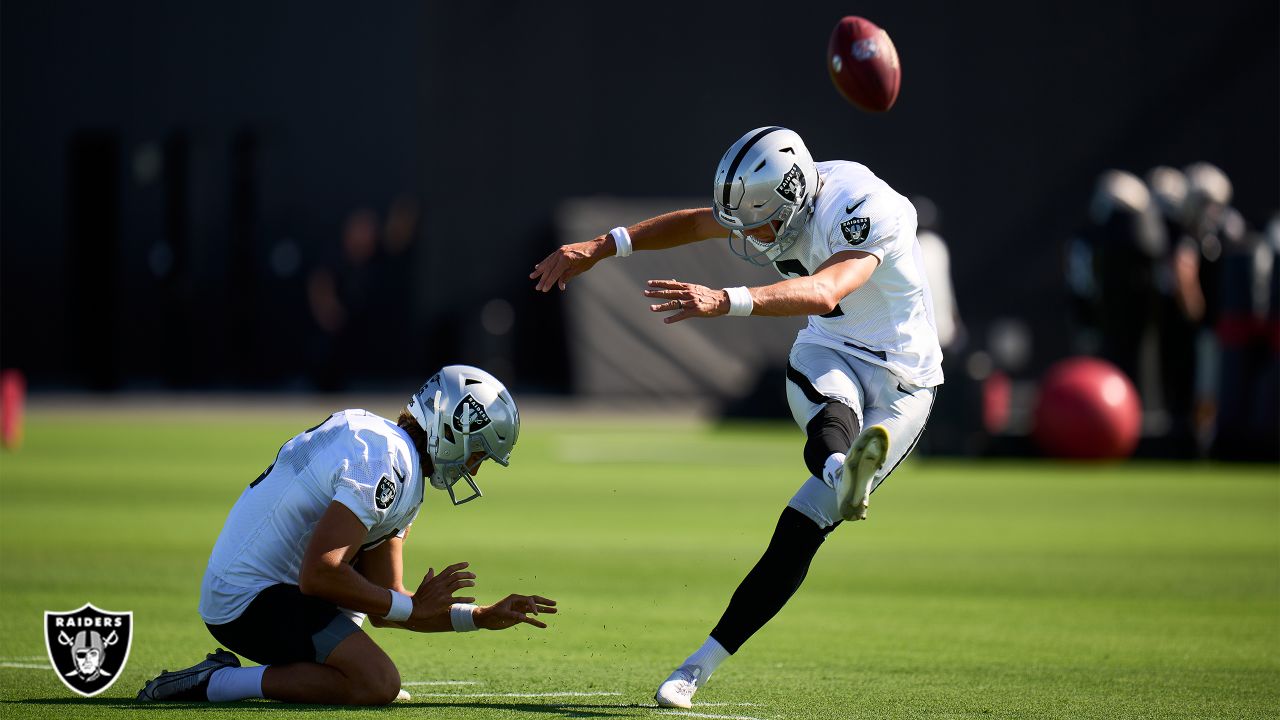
[
  {"x1": 654, "y1": 665, "x2": 702, "y2": 709},
  {"x1": 136, "y1": 648, "x2": 240, "y2": 702},
  {"x1": 839, "y1": 424, "x2": 890, "y2": 521}
]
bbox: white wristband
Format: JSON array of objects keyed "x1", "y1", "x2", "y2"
[
  {"x1": 384, "y1": 590, "x2": 413, "y2": 622},
  {"x1": 725, "y1": 286, "x2": 754, "y2": 316},
  {"x1": 609, "y1": 226, "x2": 633, "y2": 258},
  {"x1": 450, "y1": 603, "x2": 479, "y2": 632}
]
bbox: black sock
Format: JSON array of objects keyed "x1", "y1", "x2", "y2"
[{"x1": 709, "y1": 507, "x2": 838, "y2": 654}]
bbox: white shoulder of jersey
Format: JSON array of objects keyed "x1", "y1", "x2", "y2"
[
  {"x1": 329, "y1": 410, "x2": 423, "y2": 531},
  {"x1": 813, "y1": 161, "x2": 915, "y2": 259}
]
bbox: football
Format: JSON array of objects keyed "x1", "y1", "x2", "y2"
[{"x1": 827, "y1": 16, "x2": 901, "y2": 112}]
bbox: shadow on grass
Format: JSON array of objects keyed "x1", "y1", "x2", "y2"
[{"x1": 7, "y1": 698, "x2": 656, "y2": 717}]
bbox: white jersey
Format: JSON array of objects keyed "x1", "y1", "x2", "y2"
[
  {"x1": 772, "y1": 160, "x2": 944, "y2": 387},
  {"x1": 199, "y1": 410, "x2": 425, "y2": 624}
]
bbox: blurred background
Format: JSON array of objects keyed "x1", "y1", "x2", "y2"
[{"x1": 2, "y1": 0, "x2": 1277, "y2": 460}]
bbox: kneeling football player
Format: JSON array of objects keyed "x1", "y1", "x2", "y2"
[{"x1": 138, "y1": 365, "x2": 556, "y2": 705}]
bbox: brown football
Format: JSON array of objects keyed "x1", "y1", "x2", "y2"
[{"x1": 827, "y1": 16, "x2": 901, "y2": 112}]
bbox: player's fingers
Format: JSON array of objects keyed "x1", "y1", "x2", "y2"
[
  {"x1": 535, "y1": 605, "x2": 557, "y2": 614},
  {"x1": 450, "y1": 579, "x2": 477, "y2": 590},
  {"x1": 646, "y1": 279, "x2": 684, "y2": 289},
  {"x1": 650, "y1": 298, "x2": 687, "y2": 312},
  {"x1": 534, "y1": 260, "x2": 561, "y2": 292},
  {"x1": 531, "y1": 596, "x2": 556, "y2": 606},
  {"x1": 441, "y1": 561, "x2": 470, "y2": 575},
  {"x1": 518, "y1": 614, "x2": 548, "y2": 629},
  {"x1": 664, "y1": 310, "x2": 693, "y2": 324}
]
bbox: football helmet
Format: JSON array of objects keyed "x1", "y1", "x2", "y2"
[
  {"x1": 407, "y1": 365, "x2": 520, "y2": 506},
  {"x1": 712, "y1": 126, "x2": 819, "y2": 266}
]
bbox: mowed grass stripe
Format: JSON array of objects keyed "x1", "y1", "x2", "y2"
[{"x1": 0, "y1": 411, "x2": 1276, "y2": 719}]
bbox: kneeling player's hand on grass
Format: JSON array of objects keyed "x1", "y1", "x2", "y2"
[
  {"x1": 411, "y1": 561, "x2": 476, "y2": 620},
  {"x1": 475, "y1": 594, "x2": 558, "y2": 630}
]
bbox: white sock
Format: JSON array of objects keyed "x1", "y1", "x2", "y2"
[
  {"x1": 681, "y1": 637, "x2": 730, "y2": 680},
  {"x1": 821, "y1": 452, "x2": 847, "y2": 488},
  {"x1": 206, "y1": 665, "x2": 266, "y2": 702}
]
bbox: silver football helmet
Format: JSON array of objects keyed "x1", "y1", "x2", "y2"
[
  {"x1": 713, "y1": 126, "x2": 819, "y2": 266},
  {"x1": 406, "y1": 365, "x2": 520, "y2": 506}
]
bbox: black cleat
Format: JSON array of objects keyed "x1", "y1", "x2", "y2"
[{"x1": 137, "y1": 648, "x2": 240, "y2": 702}]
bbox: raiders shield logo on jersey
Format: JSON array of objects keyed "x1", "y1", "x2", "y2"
[
  {"x1": 375, "y1": 476, "x2": 397, "y2": 510},
  {"x1": 774, "y1": 163, "x2": 806, "y2": 203},
  {"x1": 45, "y1": 603, "x2": 133, "y2": 697},
  {"x1": 452, "y1": 394, "x2": 492, "y2": 433},
  {"x1": 840, "y1": 217, "x2": 871, "y2": 244}
]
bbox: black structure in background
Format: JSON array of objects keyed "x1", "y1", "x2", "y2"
[
  {"x1": 1, "y1": 1, "x2": 1277, "y2": 400},
  {"x1": 66, "y1": 132, "x2": 122, "y2": 391}
]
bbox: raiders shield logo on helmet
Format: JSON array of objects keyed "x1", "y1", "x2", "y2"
[
  {"x1": 44, "y1": 603, "x2": 133, "y2": 697},
  {"x1": 452, "y1": 394, "x2": 492, "y2": 434},
  {"x1": 774, "y1": 163, "x2": 806, "y2": 203},
  {"x1": 840, "y1": 217, "x2": 871, "y2": 244}
]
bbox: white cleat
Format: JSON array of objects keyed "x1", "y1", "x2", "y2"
[
  {"x1": 395, "y1": 688, "x2": 412, "y2": 702},
  {"x1": 839, "y1": 424, "x2": 890, "y2": 521},
  {"x1": 654, "y1": 665, "x2": 702, "y2": 709}
]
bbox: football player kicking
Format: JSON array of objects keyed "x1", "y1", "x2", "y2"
[
  {"x1": 137, "y1": 365, "x2": 556, "y2": 705},
  {"x1": 531, "y1": 127, "x2": 942, "y2": 709}
]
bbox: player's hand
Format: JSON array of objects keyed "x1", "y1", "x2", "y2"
[
  {"x1": 474, "y1": 594, "x2": 558, "y2": 630},
  {"x1": 644, "y1": 279, "x2": 729, "y2": 324},
  {"x1": 409, "y1": 562, "x2": 476, "y2": 620},
  {"x1": 530, "y1": 238, "x2": 608, "y2": 292}
]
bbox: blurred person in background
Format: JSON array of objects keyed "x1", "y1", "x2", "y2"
[
  {"x1": 137, "y1": 366, "x2": 555, "y2": 706},
  {"x1": 912, "y1": 195, "x2": 971, "y2": 454},
  {"x1": 1165, "y1": 163, "x2": 1243, "y2": 452},
  {"x1": 912, "y1": 196, "x2": 965, "y2": 354},
  {"x1": 1078, "y1": 170, "x2": 1167, "y2": 419},
  {"x1": 1210, "y1": 211, "x2": 1280, "y2": 460},
  {"x1": 1147, "y1": 165, "x2": 1196, "y2": 450},
  {"x1": 307, "y1": 196, "x2": 420, "y2": 390},
  {"x1": 532, "y1": 126, "x2": 942, "y2": 709}
]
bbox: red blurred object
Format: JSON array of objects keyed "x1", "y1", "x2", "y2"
[
  {"x1": 1033, "y1": 357, "x2": 1141, "y2": 459},
  {"x1": 827, "y1": 16, "x2": 902, "y2": 112},
  {"x1": 1, "y1": 369, "x2": 25, "y2": 450},
  {"x1": 983, "y1": 370, "x2": 1012, "y2": 434}
]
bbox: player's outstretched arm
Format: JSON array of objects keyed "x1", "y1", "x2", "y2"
[
  {"x1": 474, "y1": 594, "x2": 558, "y2": 630},
  {"x1": 644, "y1": 249, "x2": 880, "y2": 324},
  {"x1": 530, "y1": 208, "x2": 721, "y2": 292}
]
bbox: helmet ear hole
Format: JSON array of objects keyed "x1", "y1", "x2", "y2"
[{"x1": 441, "y1": 424, "x2": 455, "y2": 443}]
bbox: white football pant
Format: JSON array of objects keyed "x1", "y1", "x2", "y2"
[{"x1": 784, "y1": 342, "x2": 936, "y2": 528}]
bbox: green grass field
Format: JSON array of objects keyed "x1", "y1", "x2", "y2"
[{"x1": 1, "y1": 406, "x2": 1277, "y2": 719}]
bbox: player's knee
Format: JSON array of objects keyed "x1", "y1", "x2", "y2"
[
  {"x1": 349, "y1": 663, "x2": 400, "y2": 705},
  {"x1": 329, "y1": 639, "x2": 401, "y2": 705},
  {"x1": 802, "y1": 401, "x2": 860, "y2": 477}
]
